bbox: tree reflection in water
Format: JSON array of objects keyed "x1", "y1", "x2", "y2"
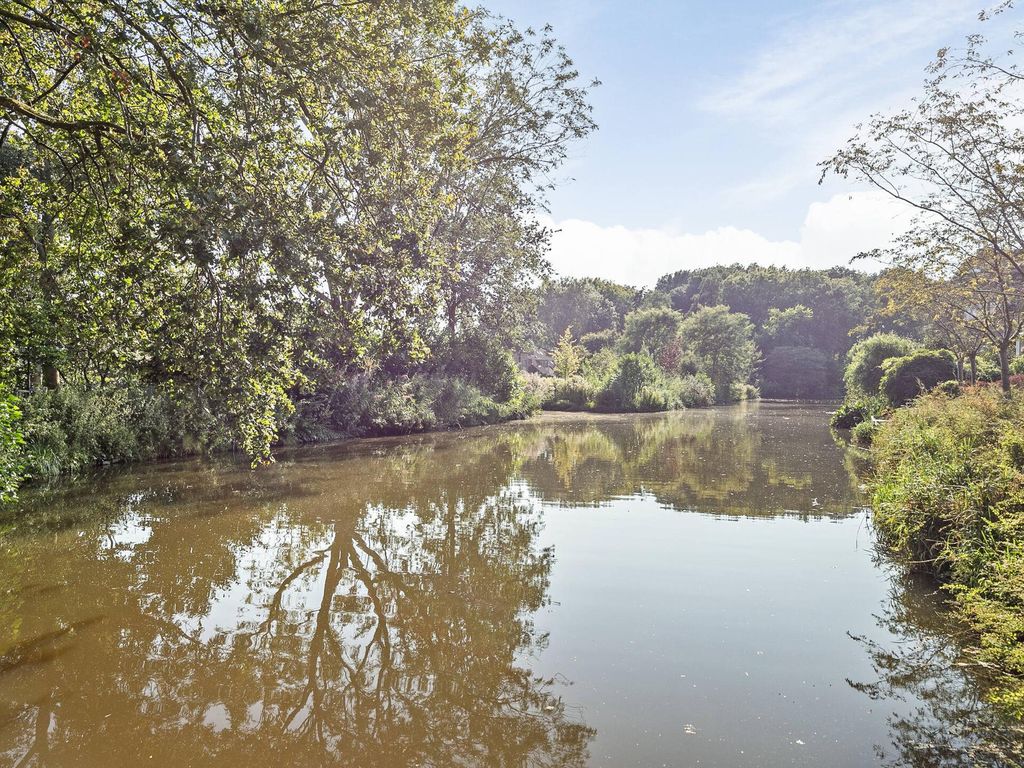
[
  {"x1": 0, "y1": 404, "x2": 1020, "y2": 767},
  {"x1": 0, "y1": 436, "x2": 592, "y2": 767},
  {"x1": 848, "y1": 565, "x2": 1024, "y2": 767}
]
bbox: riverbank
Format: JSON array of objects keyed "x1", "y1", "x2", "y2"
[
  {"x1": 869, "y1": 385, "x2": 1024, "y2": 718},
  {"x1": 1, "y1": 374, "x2": 732, "y2": 501}
]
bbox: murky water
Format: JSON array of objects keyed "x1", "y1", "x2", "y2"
[{"x1": 0, "y1": 403, "x2": 1019, "y2": 767}]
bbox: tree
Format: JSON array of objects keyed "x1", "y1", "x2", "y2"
[
  {"x1": 678, "y1": 306, "x2": 756, "y2": 401},
  {"x1": 553, "y1": 327, "x2": 584, "y2": 378},
  {"x1": 0, "y1": 3, "x2": 596, "y2": 469},
  {"x1": 619, "y1": 307, "x2": 683, "y2": 359}
]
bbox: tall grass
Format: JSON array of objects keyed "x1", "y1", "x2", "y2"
[{"x1": 871, "y1": 385, "x2": 1024, "y2": 717}]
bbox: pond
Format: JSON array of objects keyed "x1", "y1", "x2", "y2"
[{"x1": 0, "y1": 403, "x2": 1019, "y2": 767}]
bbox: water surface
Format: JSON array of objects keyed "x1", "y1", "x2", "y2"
[{"x1": 0, "y1": 403, "x2": 1019, "y2": 766}]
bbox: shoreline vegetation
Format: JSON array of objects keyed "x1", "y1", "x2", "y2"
[{"x1": 829, "y1": 334, "x2": 1024, "y2": 720}]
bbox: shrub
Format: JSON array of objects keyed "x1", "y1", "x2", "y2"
[
  {"x1": 542, "y1": 376, "x2": 597, "y2": 411},
  {"x1": 674, "y1": 373, "x2": 715, "y2": 408},
  {"x1": 879, "y1": 349, "x2": 958, "y2": 406},
  {"x1": 730, "y1": 382, "x2": 760, "y2": 401},
  {"x1": 934, "y1": 379, "x2": 961, "y2": 398},
  {"x1": 440, "y1": 333, "x2": 521, "y2": 401},
  {"x1": 19, "y1": 384, "x2": 190, "y2": 479},
  {"x1": 843, "y1": 333, "x2": 919, "y2": 397},
  {"x1": 1010, "y1": 355, "x2": 1024, "y2": 376},
  {"x1": 850, "y1": 418, "x2": 877, "y2": 445},
  {"x1": 599, "y1": 352, "x2": 662, "y2": 411}
]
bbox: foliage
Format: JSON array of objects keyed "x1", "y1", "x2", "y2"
[
  {"x1": 761, "y1": 346, "x2": 830, "y2": 399},
  {"x1": 553, "y1": 327, "x2": 584, "y2": 379},
  {"x1": 579, "y1": 329, "x2": 619, "y2": 353},
  {"x1": 0, "y1": 1, "x2": 596, "y2": 493},
  {"x1": 843, "y1": 333, "x2": 920, "y2": 397},
  {"x1": 542, "y1": 376, "x2": 597, "y2": 411},
  {"x1": 829, "y1": 396, "x2": 886, "y2": 430},
  {"x1": 535, "y1": 277, "x2": 636, "y2": 344},
  {"x1": 678, "y1": 305, "x2": 756, "y2": 401},
  {"x1": 18, "y1": 385, "x2": 194, "y2": 479},
  {"x1": 0, "y1": 392, "x2": 24, "y2": 502},
  {"x1": 619, "y1": 307, "x2": 683, "y2": 360},
  {"x1": 879, "y1": 349, "x2": 958, "y2": 406},
  {"x1": 871, "y1": 386, "x2": 1024, "y2": 717}
]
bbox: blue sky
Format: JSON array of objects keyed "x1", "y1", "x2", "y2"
[{"x1": 485, "y1": 0, "x2": 1019, "y2": 285}]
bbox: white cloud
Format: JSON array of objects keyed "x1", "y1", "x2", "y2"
[{"x1": 546, "y1": 192, "x2": 911, "y2": 287}]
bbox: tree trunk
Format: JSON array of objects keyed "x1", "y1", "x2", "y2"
[
  {"x1": 968, "y1": 355, "x2": 977, "y2": 385},
  {"x1": 999, "y1": 343, "x2": 1011, "y2": 396},
  {"x1": 42, "y1": 363, "x2": 60, "y2": 390}
]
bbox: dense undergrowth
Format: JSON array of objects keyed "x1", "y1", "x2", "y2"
[
  {"x1": 870, "y1": 386, "x2": 1024, "y2": 718},
  {"x1": 1, "y1": 373, "x2": 537, "y2": 488}
]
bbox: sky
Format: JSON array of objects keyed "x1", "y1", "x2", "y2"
[{"x1": 484, "y1": 0, "x2": 1020, "y2": 286}]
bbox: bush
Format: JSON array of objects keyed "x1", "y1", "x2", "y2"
[
  {"x1": 542, "y1": 375, "x2": 597, "y2": 411},
  {"x1": 879, "y1": 349, "x2": 958, "y2": 406},
  {"x1": 440, "y1": 333, "x2": 521, "y2": 401},
  {"x1": 598, "y1": 352, "x2": 662, "y2": 411},
  {"x1": 730, "y1": 382, "x2": 760, "y2": 401},
  {"x1": 844, "y1": 333, "x2": 919, "y2": 397},
  {"x1": 871, "y1": 386, "x2": 1024, "y2": 716},
  {"x1": 0, "y1": 392, "x2": 24, "y2": 502},
  {"x1": 301, "y1": 373, "x2": 535, "y2": 440},
  {"x1": 850, "y1": 418, "x2": 877, "y2": 445},
  {"x1": 19, "y1": 384, "x2": 190, "y2": 479},
  {"x1": 934, "y1": 379, "x2": 961, "y2": 398},
  {"x1": 674, "y1": 373, "x2": 715, "y2": 408},
  {"x1": 1010, "y1": 355, "x2": 1024, "y2": 376}
]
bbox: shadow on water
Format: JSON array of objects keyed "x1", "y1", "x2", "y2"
[{"x1": 0, "y1": 402, "x2": 1019, "y2": 766}]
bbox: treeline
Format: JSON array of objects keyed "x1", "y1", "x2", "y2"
[
  {"x1": 0, "y1": 1, "x2": 595, "y2": 497},
  {"x1": 529, "y1": 265, "x2": 920, "y2": 408}
]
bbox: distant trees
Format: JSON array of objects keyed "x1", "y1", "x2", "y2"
[
  {"x1": 620, "y1": 308, "x2": 683, "y2": 359},
  {"x1": 762, "y1": 347, "x2": 829, "y2": 399}
]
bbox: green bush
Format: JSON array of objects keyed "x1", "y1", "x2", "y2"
[
  {"x1": 829, "y1": 397, "x2": 884, "y2": 430},
  {"x1": 871, "y1": 386, "x2": 1024, "y2": 716},
  {"x1": 542, "y1": 375, "x2": 597, "y2": 411},
  {"x1": 599, "y1": 352, "x2": 662, "y2": 411},
  {"x1": 19, "y1": 385, "x2": 189, "y2": 479},
  {"x1": 1010, "y1": 355, "x2": 1024, "y2": 376},
  {"x1": 843, "y1": 333, "x2": 919, "y2": 397},
  {"x1": 306, "y1": 373, "x2": 532, "y2": 439},
  {"x1": 0, "y1": 392, "x2": 24, "y2": 502},
  {"x1": 850, "y1": 418, "x2": 877, "y2": 445},
  {"x1": 440, "y1": 333, "x2": 522, "y2": 401},
  {"x1": 674, "y1": 373, "x2": 715, "y2": 408},
  {"x1": 879, "y1": 349, "x2": 957, "y2": 406}
]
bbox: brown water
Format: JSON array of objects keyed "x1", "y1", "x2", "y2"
[{"x1": 0, "y1": 403, "x2": 1019, "y2": 767}]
